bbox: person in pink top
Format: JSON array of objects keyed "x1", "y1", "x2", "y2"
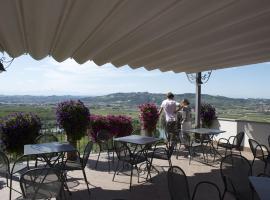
[{"x1": 159, "y1": 92, "x2": 180, "y2": 142}]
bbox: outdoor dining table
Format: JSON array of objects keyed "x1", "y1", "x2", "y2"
[
  {"x1": 24, "y1": 142, "x2": 76, "y2": 167},
  {"x1": 113, "y1": 135, "x2": 161, "y2": 146},
  {"x1": 249, "y1": 176, "x2": 270, "y2": 200},
  {"x1": 113, "y1": 135, "x2": 161, "y2": 177},
  {"x1": 184, "y1": 128, "x2": 226, "y2": 163},
  {"x1": 113, "y1": 134, "x2": 161, "y2": 158},
  {"x1": 185, "y1": 128, "x2": 225, "y2": 136},
  {"x1": 114, "y1": 134, "x2": 161, "y2": 155}
]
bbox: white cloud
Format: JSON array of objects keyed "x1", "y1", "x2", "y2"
[
  {"x1": 43, "y1": 58, "x2": 165, "y2": 80},
  {"x1": 0, "y1": 56, "x2": 179, "y2": 95}
]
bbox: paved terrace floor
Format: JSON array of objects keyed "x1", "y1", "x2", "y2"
[{"x1": 0, "y1": 148, "x2": 267, "y2": 200}]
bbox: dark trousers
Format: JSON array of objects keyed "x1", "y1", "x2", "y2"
[{"x1": 165, "y1": 121, "x2": 178, "y2": 143}]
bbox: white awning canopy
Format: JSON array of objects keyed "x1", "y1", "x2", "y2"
[{"x1": 1, "y1": 0, "x2": 270, "y2": 73}]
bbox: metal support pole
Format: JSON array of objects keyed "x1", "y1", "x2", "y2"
[{"x1": 195, "y1": 72, "x2": 202, "y2": 128}]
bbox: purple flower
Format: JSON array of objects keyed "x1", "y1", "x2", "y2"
[
  {"x1": 56, "y1": 100, "x2": 90, "y2": 141},
  {"x1": 0, "y1": 112, "x2": 42, "y2": 153},
  {"x1": 89, "y1": 114, "x2": 133, "y2": 141},
  {"x1": 200, "y1": 103, "x2": 217, "y2": 128}
]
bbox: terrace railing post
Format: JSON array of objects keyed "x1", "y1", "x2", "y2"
[{"x1": 195, "y1": 72, "x2": 202, "y2": 128}]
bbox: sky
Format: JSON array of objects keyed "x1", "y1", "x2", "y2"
[{"x1": 0, "y1": 54, "x2": 269, "y2": 98}]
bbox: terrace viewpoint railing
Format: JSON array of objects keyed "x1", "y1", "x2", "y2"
[{"x1": 3, "y1": 118, "x2": 269, "y2": 161}]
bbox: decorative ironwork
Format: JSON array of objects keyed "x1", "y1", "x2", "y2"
[
  {"x1": 186, "y1": 70, "x2": 212, "y2": 84},
  {"x1": 0, "y1": 52, "x2": 14, "y2": 72}
]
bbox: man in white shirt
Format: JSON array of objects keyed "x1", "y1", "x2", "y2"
[{"x1": 159, "y1": 92, "x2": 179, "y2": 142}]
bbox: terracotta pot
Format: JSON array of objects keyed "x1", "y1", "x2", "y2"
[
  {"x1": 66, "y1": 135, "x2": 78, "y2": 161},
  {"x1": 141, "y1": 128, "x2": 154, "y2": 137}
]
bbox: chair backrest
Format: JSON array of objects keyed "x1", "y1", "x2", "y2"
[
  {"x1": 20, "y1": 168, "x2": 63, "y2": 199},
  {"x1": 167, "y1": 166, "x2": 191, "y2": 200},
  {"x1": 233, "y1": 131, "x2": 244, "y2": 147},
  {"x1": 192, "y1": 181, "x2": 222, "y2": 200},
  {"x1": 35, "y1": 134, "x2": 58, "y2": 144},
  {"x1": 220, "y1": 154, "x2": 253, "y2": 200},
  {"x1": 114, "y1": 141, "x2": 131, "y2": 162},
  {"x1": 82, "y1": 141, "x2": 93, "y2": 168},
  {"x1": 248, "y1": 139, "x2": 264, "y2": 158},
  {"x1": 0, "y1": 151, "x2": 9, "y2": 175},
  {"x1": 96, "y1": 130, "x2": 112, "y2": 142}
]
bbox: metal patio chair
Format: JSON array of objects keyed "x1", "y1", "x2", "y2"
[
  {"x1": 9, "y1": 155, "x2": 32, "y2": 200},
  {"x1": 192, "y1": 181, "x2": 222, "y2": 200},
  {"x1": 95, "y1": 129, "x2": 114, "y2": 172},
  {"x1": 220, "y1": 154, "x2": 253, "y2": 200},
  {"x1": 0, "y1": 151, "x2": 10, "y2": 187},
  {"x1": 35, "y1": 134, "x2": 59, "y2": 167},
  {"x1": 248, "y1": 138, "x2": 270, "y2": 173},
  {"x1": 187, "y1": 133, "x2": 212, "y2": 164},
  {"x1": 113, "y1": 141, "x2": 150, "y2": 190},
  {"x1": 20, "y1": 167, "x2": 64, "y2": 200},
  {"x1": 35, "y1": 134, "x2": 59, "y2": 144},
  {"x1": 56, "y1": 141, "x2": 93, "y2": 197},
  {"x1": 214, "y1": 131, "x2": 244, "y2": 161},
  {"x1": 148, "y1": 140, "x2": 177, "y2": 168},
  {"x1": 167, "y1": 166, "x2": 221, "y2": 200}
]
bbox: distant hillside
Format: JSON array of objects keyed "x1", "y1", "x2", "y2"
[
  {"x1": 81, "y1": 92, "x2": 270, "y2": 109},
  {"x1": 0, "y1": 95, "x2": 84, "y2": 104},
  {"x1": 0, "y1": 93, "x2": 269, "y2": 110}
]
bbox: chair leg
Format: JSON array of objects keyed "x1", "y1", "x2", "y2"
[
  {"x1": 264, "y1": 161, "x2": 267, "y2": 173},
  {"x1": 251, "y1": 158, "x2": 255, "y2": 168},
  {"x1": 224, "y1": 148, "x2": 228, "y2": 157},
  {"x1": 62, "y1": 172, "x2": 72, "y2": 196},
  {"x1": 82, "y1": 169, "x2": 91, "y2": 197},
  {"x1": 239, "y1": 149, "x2": 242, "y2": 156},
  {"x1": 188, "y1": 146, "x2": 192, "y2": 165},
  {"x1": 168, "y1": 158, "x2": 172, "y2": 167},
  {"x1": 9, "y1": 175, "x2": 12, "y2": 200},
  {"x1": 35, "y1": 157, "x2": 38, "y2": 168},
  {"x1": 129, "y1": 165, "x2": 133, "y2": 191},
  {"x1": 107, "y1": 149, "x2": 111, "y2": 172},
  {"x1": 136, "y1": 166, "x2": 140, "y2": 183},
  {"x1": 95, "y1": 150, "x2": 101, "y2": 169},
  {"x1": 113, "y1": 160, "x2": 120, "y2": 181},
  {"x1": 6, "y1": 173, "x2": 9, "y2": 187},
  {"x1": 221, "y1": 189, "x2": 226, "y2": 200},
  {"x1": 146, "y1": 161, "x2": 152, "y2": 181},
  {"x1": 213, "y1": 147, "x2": 217, "y2": 162},
  {"x1": 201, "y1": 144, "x2": 206, "y2": 163},
  {"x1": 176, "y1": 145, "x2": 179, "y2": 159},
  {"x1": 58, "y1": 186, "x2": 67, "y2": 200}
]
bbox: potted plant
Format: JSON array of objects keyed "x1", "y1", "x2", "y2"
[
  {"x1": 89, "y1": 114, "x2": 133, "y2": 140},
  {"x1": 89, "y1": 115, "x2": 110, "y2": 142},
  {"x1": 138, "y1": 103, "x2": 159, "y2": 137},
  {"x1": 0, "y1": 112, "x2": 42, "y2": 154},
  {"x1": 107, "y1": 115, "x2": 133, "y2": 137},
  {"x1": 200, "y1": 103, "x2": 217, "y2": 128},
  {"x1": 56, "y1": 100, "x2": 90, "y2": 159}
]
